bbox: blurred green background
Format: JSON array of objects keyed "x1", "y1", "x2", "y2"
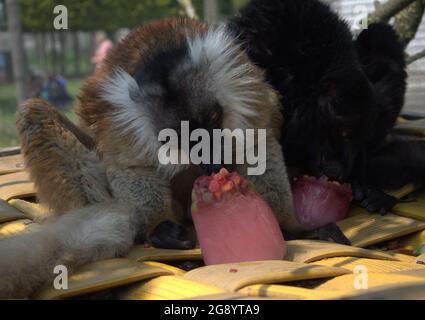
[{"x1": 0, "y1": 0, "x2": 249, "y2": 148}]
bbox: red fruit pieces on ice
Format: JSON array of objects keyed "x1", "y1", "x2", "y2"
[{"x1": 208, "y1": 180, "x2": 221, "y2": 193}]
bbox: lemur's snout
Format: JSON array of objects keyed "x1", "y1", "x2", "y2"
[{"x1": 200, "y1": 163, "x2": 222, "y2": 175}]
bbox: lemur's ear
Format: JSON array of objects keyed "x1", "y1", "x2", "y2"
[
  {"x1": 101, "y1": 68, "x2": 141, "y2": 109},
  {"x1": 101, "y1": 67, "x2": 164, "y2": 109},
  {"x1": 129, "y1": 83, "x2": 163, "y2": 104}
]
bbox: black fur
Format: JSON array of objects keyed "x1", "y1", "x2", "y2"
[
  {"x1": 229, "y1": 0, "x2": 424, "y2": 213},
  {"x1": 228, "y1": 0, "x2": 376, "y2": 182},
  {"x1": 352, "y1": 23, "x2": 425, "y2": 210}
]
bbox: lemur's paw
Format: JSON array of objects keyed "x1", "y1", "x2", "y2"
[
  {"x1": 353, "y1": 184, "x2": 397, "y2": 214},
  {"x1": 150, "y1": 221, "x2": 196, "y2": 250},
  {"x1": 301, "y1": 223, "x2": 351, "y2": 245}
]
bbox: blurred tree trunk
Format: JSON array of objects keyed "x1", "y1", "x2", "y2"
[
  {"x1": 178, "y1": 0, "x2": 198, "y2": 19},
  {"x1": 35, "y1": 32, "x2": 47, "y2": 71},
  {"x1": 407, "y1": 48, "x2": 425, "y2": 64},
  {"x1": 72, "y1": 32, "x2": 81, "y2": 77},
  {"x1": 35, "y1": 33, "x2": 42, "y2": 68},
  {"x1": 40, "y1": 32, "x2": 48, "y2": 72},
  {"x1": 394, "y1": 0, "x2": 425, "y2": 47},
  {"x1": 89, "y1": 32, "x2": 96, "y2": 73},
  {"x1": 203, "y1": 0, "x2": 218, "y2": 23},
  {"x1": 5, "y1": 0, "x2": 27, "y2": 107},
  {"x1": 369, "y1": 0, "x2": 418, "y2": 23},
  {"x1": 58, "y1": 32, "x2": 66, "y2": 76},
  {"x1": 50, "y1": 32, "x2": 58, "y2": 74}
]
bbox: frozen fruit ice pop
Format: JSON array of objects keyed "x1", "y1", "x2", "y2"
[
  {"x1": 191, "y1": 169, "x2": 286, "y2": 265},
  {"x1": 292, "y1": 176, "x2": 353, "y2": 230}
]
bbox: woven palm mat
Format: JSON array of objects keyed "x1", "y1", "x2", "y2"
[{"x1": 1, "y1": 151, "x2": 425, "y2": 300}]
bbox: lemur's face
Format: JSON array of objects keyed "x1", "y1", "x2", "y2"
[
  {"x1": 285, "y1": 68, "x2": 376, "y2": 181},
  {"x1": 132, "y1": 46, "x2": 225, "y2": 135},
  {"x1": 314, "y1": 70, "x2": 376, "y2": 181},
  {"x1": 146, "y1": 64, "x2": 226, "y2": 174},
  {"x1": 100, "y1": 26, "x2": 279, "y2": 175}
]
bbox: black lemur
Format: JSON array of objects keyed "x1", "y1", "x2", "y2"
[{"x1": 228, "y1": 0, "x2": 424, "y2": 215}]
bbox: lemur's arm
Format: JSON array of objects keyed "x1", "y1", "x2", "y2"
[
  {"x1": 16, "y1": 99, "x2": 110, "y2": 216},
  {"x1": 234, "y1": 134, "x2": 304, "y2": 234},
  {"x1": 106, "y1": 166, "x2": 195, "y2": 249}
]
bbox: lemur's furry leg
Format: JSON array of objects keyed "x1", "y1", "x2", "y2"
[
  {"x1": 106, "y1": 167, "x2": 196, "y2": 249},
  {"x1": 16, "y1": 99, "x2": 110, "y2": 216}
]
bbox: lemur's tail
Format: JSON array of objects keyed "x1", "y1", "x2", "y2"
[{"x1": 0, "y1": 203, "x2": 137, "y2": 299}]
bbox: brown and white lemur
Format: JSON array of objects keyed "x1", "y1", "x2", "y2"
[{"x1": 0, "y1": 18, "x2": 302, "y2": 298}]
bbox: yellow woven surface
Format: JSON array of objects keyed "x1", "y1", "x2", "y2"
[
  {"x1": 387, "y1": 253, "x2": 418, "y2": 263},
  {"x1": 184, "y1": 260, "x2": 351, "y2": 291},
  {"x1": 313, "y1": 257, "x2": 425, "y2": 273},
  {"x1": 126, "y1": 246, "x2": 202, "y2": 262},
  {"x1": 1, "y1": 153, "x2": 425, "y2": 300},
  {"x1": 35, "y1": 259, "x2": 173, "y2": 300},
  {"x1": 337, "y1": 212, "x2": 425, "y2": 247},
  {"x1": 340, "y1": 282, "x2": 425, "y2": 300},
  {"x1": 396, "y1": 230, "x2": 425, "y2": 252},
  {"x1": 416, "y1": 254, "x2": 425, "y2": 265},
  {"x1": 117, "y1": 275, "x2": 224, "y2": 300},
  {"x1": 315, "y1": 273, "x2": 425, "y2": 292},
  {"x1": 285, "y1": 240, "x2": 397, "y2": 263},
  {"x1": 0, "y1": 154, "x2": 25, "y2": 176},
  {"x1": 387, "y1": 183, "x2": 422, "y2": 199},
  {"x1": 0, "y1": 171, "x2": 35, "y2": 201},
  {"x1": 394, "y1": 118, "x2": 425, "y2": 137},
  {"x1": 0, "y1": 219, "x2": 39, "y2": 239},
  {"x1": 239, "y1": 284, "x2": 344, "y2": 300},
  {"x1": 393, "y1": 192, "x2": 425, "y2": 221}
]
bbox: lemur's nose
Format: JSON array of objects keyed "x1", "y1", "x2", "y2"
[{"x1": 321, "y1": 162, "x2": 344, "y2": 181}]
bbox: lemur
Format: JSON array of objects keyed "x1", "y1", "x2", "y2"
[
  {"x1": 228, "y1": 0, "x2": 420, "y2": 215},
  {"x1": 0, "y1": 18, "x2": 302, "y2": 298}
]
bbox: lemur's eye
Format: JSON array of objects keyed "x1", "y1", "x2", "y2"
[
  {"x1": 211, "y1": 110, "x2": 222, "y2": 123},
  {"x1": 341, "y1": 128, "x2": 352, "y2": 138}
]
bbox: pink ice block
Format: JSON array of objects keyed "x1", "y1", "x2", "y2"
[
  {"x1": 191, "y1": 169, "x2": 286, "y2": 265},
  {"x1": 292, "y1": 176, "x2": 353, "y2": 230}
]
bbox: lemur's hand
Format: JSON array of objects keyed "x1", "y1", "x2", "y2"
[
  {"x1": 149, "y1": 221, "x2": 196, "y2": 250},
  {"x1": 107, "y1": 166, "x2": 184, "y2": 244},
  {"x1": 353, "y1": 183, "x2": 397, "y2": 215}
]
